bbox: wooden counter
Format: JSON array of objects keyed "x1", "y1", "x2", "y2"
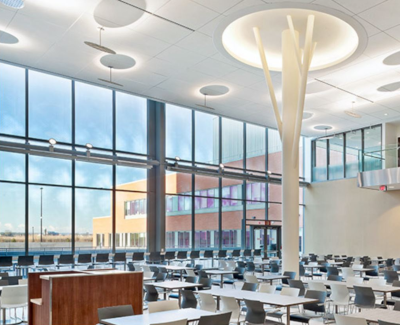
[{"x1": 28, "y1": 269, "x2": 143, "y2": 325}]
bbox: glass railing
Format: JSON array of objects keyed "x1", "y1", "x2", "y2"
[{"x1": 359, "y1": 144, "x2": 398, "y2": 172}]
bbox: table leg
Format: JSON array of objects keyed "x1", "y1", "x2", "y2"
[
  {"x1": 180, "y1": 270, "x2": 183, "y2": 281},
  {"x1": 164, "y1": 290, "x2": 167, "y2": 300},
  {"x1": 216, "y1": 296, "x2": 220, "y2": 311},
  {"x1": 270, "y1": 280, "x2": 273, "y2": 285},
  {"x1": 384, "y1": 292, "x2": 387, "y2": 307},
  {"x1": 262, "y1": 264, "x2": 265, "y2": 274},
  {"x1": 220, "y1": 274, "x2": 224, "y2": 288},
  {"x1": 178, "y1": 290, "x2": 181, "y2": 308},
  {"x1": 286, "y1": 306, "x2": 290, "y2": 325}
]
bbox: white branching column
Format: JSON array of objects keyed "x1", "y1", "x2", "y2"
[{"x1": 253, "y1": 16, "x2": 316, "y2": 275}]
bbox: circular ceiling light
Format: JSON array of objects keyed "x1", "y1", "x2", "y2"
[
  {"x1": 213, "y1": 3, "x2": 367, "y2": 73},
  {"x1": 302, "y1": 112, "x2": 314, "y2": 120},
  {"x1": 199, "y1": 85, "x2": 230, "y2": 96},
  {"x1": 383, "y1": 51, "x2": 400, "y2": 66},
  {"x1": 377, "y1": 81, "x2": 400, "y2": 92},
  {"x1": 0, "y1": 30, "x2": 18, "y2": 44},
  {"x1": 0, "y1": 0, "x2": 24, "y2": 9},
  {"x1": 314, "y1": 125, "x2": 332, "y2": 131},
  {"x1": 94, "y1": 0, "x2": 146, "y2": 28},
  {"x1": 84, "y1": 27, "x2": 116, "y2": 54},
  {"x1": 344, "y1": 101, "x2": 361, "y2": 118},
  {"x1": 100, "y1": 54, "x2": 136, "y2": 70}
]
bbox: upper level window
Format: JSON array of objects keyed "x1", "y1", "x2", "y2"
[{"x1": 166, "y1": 104, "x2": 192, "y2": 160}]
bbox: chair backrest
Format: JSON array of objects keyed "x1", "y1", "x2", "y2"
[
  {"x1": 96, "y1": 253, "x2": 109, "y2": 263},
  {"x1": 258, "y1": 283, "x2": 276, "y2": 294},
  {"x1": 203, "y1": 250, "x2": 213, "y2": 258},
  {"x1": 282, "y1": 271, "x2": 296, "y2": 285},
  {"x1": 253, "y1": 249, "x2": 261, "y2": 256},
  {"x1": 198, "y1": 277, "x2": 212, "y2": 290},
  {"x1": 288, "y1": 279, "x2": 305, "y2": 296},
  {"x1": 190, "y1": 251, "x2": 200, "y2": 259},
  {"x1": 303, "y1": 290, "x2": 326, "y2": 313},
  {"x1": 378, "y1": 321, "x2": 398, "y2": 325},
  {"x1": 38, "y1": 255, "x2": 54, "y2": 265},
  {"x1": 330, "y1": 283, "x2": 349, "y2": 304},
  {"x1": 165, "y1": 251, "x2": 176, "y2": 260},
  {"x1": 392, "y1": 280, "x2": 400, "y2": 298},
  {"x1": 241, "y1": 282, "x2": 258, "y2": 292},
  {"x1": 394, "y1": 300, "x2": 400, "y2": 311},
  {"x1": 368, "y1": 278, "x2": 386, "y2": 287},
  {"x1": 197, "y1": 292, "x2": 216, "y2": 312},
  {"x1": 346, "y1": 276, "x2": 363, "y2": 286},
  {"x1": 0, "y1": 272, "x2": 9, "y2": 277},
  {"x1": 113, "y1": 252, "x2": 126, "y2": 262},
  {"x1": 148, "y1": 300, "x2": 179, "y2": 314},
  {"x1": 281, "y1": 287, "x2": 300, "y2": 296},
  {"x1": 0, "y1": 279, "x2": 9, "y2": 286},
  {"x1": 144, "y1": 284, "x2": 158, "y2": 302},
  {"x1": 246, "y1": 261, "x2": 255, "y2": 272},
  {"x1": 218, "y1": 250, "x2": 227, "y2": 258},
  {"x1": 0, "y1": 257, "x2": 12, "y2": 267},
  {"x1": 77, "y1": 254, "x2": 92, "y2": 264},
  {"x1": 232, "y1": 249, "x2": 241, "y2": 257},
  {"x1": 244, "y1": 274, "x2": 258, "y2": 284},
  {"x1": 221, "y1": 296, "x2": 240, "y2": 321},
  {"x1": 3, "y1": 276, "x2": 22, "y2": 286},
  {"x1": 180, "y1": 289, "x2": 197, "y2": 309},
  {"x1": 177, "y1": 251, "x2": 187, "y2": 259},
  {"x1": 1, "y1": 285, "x2": 28, "y2": 306},
  {"x1": 308, "y1": 281, "x2": 327, "y2": 292},
  {"x1": 243, "y1": 249, "x2": 252, "y2": 257},
  {"x1": 327, "y1": 275, "x2": 343, "y2": 282},
  {"x1": 154, "y1": 273, "x2": 167, "y2": 282},
  {"x1": 149, "y1": 252, "x2": 161, "y2": 262},
  {"x1": 197, "y1": 312, "x2": 231, "y2": 325},
  {"x1": 185, "y1": 269, "x2": 196, "y2": 277},
  {"x1": 244, "y1": 299, "x2": 265, "y2": 324},
  {"x1": 327, "y1": 266, "x2": 339, "y2": 276},
  {"x1": 270, "y1": 263, "x2": 280, "y2": 273},
  {"x1": 17, "y1": 256, "x2": 34, "y2": 266},
  {"x1": 132, "y1": 252, "x2": 144, "y2": 261},
  {"x1": 58, "y1": 254, "x2": 74, "y2": 265},
  {"x1": 185, "y1": 276, "x2": 198, "y2": 284},
  {"x1": 335, "y1": 314, "x2": 368, "y2": 325},
  {"x1": 384, "y1": 270, "x2": 399, "y2": 284},
  {"x1": 353, "y1": 286, "x2": 376, "y2": 308},
  {"x1": 98, "y1": 305, "x2": 134, "y2": 321},
  {"x1": 127, "y1": 262, "x2": 135, "y2": 271}
]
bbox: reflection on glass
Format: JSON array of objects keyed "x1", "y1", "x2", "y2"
[
  {"x1": 0, "y1": 183, "x2": 25, "y2": 254},
  {"x1": 0, "y1": 63, "x2": 25, "y2": 136},
  {"x1": 29, "y1": 156, "x2": 71, "y2": 186},
  {"x1": 222, "y1": 118, "x2": 243, "y2": 167},
  {"x1": 76, "y1": 189, "x2": 111, "y2": 251},
  {"x1": 329, "y1": 135, "x2": 344, "y2": 180},
  {"x1": 363, "y1": 125, "x2": 382, "y2": 171},
  {"x1": 29, "y1": 71, "x2": 71, "y2": 142},
  {"x1": 345, "y1": 130, "x2": 361, "y2": 178},
  {"x1": 195, "y1": 111, "x2": 219, "y2": 164},
  {"x1": 166, "y1": 104, "x2": 192, "y2": 160},
  {"x1": 247, "y1": 124, "x2": 265, "y2": 171},
  {"x1": 313, "y1": 139, "x2": 327, "y2": 181},
  {"x1": 222, "y1": 199, "x2": 242, "y2": 249},
  {"x1": 29, "y1": 185, "x2": 72, "y2": 253},
  {"x1": 75, "y1": 82, "x2": 112, "y2": 149},
  {"x1": 166, "y1": 195, "x2": 192, "y2": 250},
  {"x1": 116, "y1": 92, "x2": 147, "y2": 154},
  {"x1": 268, "y1": 129, "x2": 282, "y2": 174}
]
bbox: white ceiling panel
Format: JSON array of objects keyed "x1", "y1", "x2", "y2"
[
  {"x1": 192, "y1": 0, "x2": 242, "y2": 14},
  {"x1": 156, "y1": 45, "x2": 206, "y2": 68},
  {"x1": 154, "y1": 0, "x2": 219, "y2": 30},
  {"x1": 358, "y1": 0, "x2": 400, "y2": 31},
  {"x1": 191, "y1": 57, "x2": 238, "y2": 77},
  {"x1": 176, "y1": 32, "x2": 218, "y2": 57},
  {"x1": 334, "y1": 0, "x2": 387, "y2": 14},
  {"x1": 222, "y1": 69, "x2": 265, "y2": 87},
  {"x1": 363, "y1": 32, "x2": 400, "y2": 59},
  {"x1": 0, "y1": 7, "x2": 16, "y2": 30}
]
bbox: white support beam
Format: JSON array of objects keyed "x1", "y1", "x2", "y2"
[
  {"x1": 286, "y1": 15, "x2": 302, "y2": 75},
  {"x1": 253, "y1": 26, "x2": 283, "y2": 139}
]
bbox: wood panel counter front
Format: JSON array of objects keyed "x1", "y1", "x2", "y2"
[{"x1": 29, "y1": 269, "x2": 143, "y2": 325}]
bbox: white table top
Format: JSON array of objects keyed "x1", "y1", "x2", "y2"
[
  {"x1": 306, "y1": 279, "x2": 400, "y2": 293},
  {"x1": 101, "y1": 308, "x2": 215, "y2": 325},
  {"x1": 348, "y1": 309, "x2": 400, "y2": 323},
  {"x1": 257, "y1": 274, "x2": 290, "y2": 281},
  {"x1": 205, "y1": 270, "x2": 238, "y2": 275},
  {"x1": 153, "y1": 281, "x2": 202, "y2": 290},
  {"x1": 201, "y1": 288, "x2": 317, "y2": 307},
  {"x1": 150, "y1": 265, "x2": 195, "y2": 271}
]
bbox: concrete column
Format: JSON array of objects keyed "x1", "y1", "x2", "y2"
[{"x1": 281, "y1": 29, "x2": 300, "y2": 276}]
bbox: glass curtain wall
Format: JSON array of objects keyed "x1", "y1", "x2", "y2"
[
  {"x1": 165, "y1": 104, "x2": 306, "y2": 252},
  {"x1": 312, "y1": 125, "x2": 382, "y2": 181},
  {"x1": 0, "y1": 62, "x2": 148, "y2": 255}
]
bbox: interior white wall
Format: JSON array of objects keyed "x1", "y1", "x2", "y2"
[{"x1": 304, "y1": 178, "x2": 400, "y2": 258}]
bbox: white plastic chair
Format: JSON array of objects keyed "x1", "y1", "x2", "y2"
[
  {"x1": 330, "y1": 283, "x2": 351, "y2": 314},
  {"x1": 308, "y1": 281, "x2": 328, "y2": 293},
  {"x1": 185, "y1": 269, "x2": 196, "y2": 277},
  {"x1": 346, "y1": 277, "x2": 363, "y2": 286},
  {"x1": 258, "y1": 283, "x2": 276, "y2": 294},
  {"x1": 148, "y1": 300, "x2": 179, "y2": 314},
  {"x1": 197, "y1": 292, "x2": 216, "y2": 312},
  {"x1": 18, "y1": 279, "x2": 28, "y2": 285},
  {"x1": 244, "y1": 274, "x2": 258, "y2": 284},
  {"x1": 220, "y1": 296, "x2": 246, "y2": 324},
  {"x1": 335, "y1": 314, "x2": 367, "y2": 325},
  {"x1": 0, "y1": 285, "x2": 28, "y2": 323},
  {"x1": 226, "y1": 260, "x2": 236, "y2": 270},
  {"x1": 281, "y1": 287, "x2": 300, "y2": 297},
  {"x1": 341, "y1": 268, "x2": 355, "y2": 280}
]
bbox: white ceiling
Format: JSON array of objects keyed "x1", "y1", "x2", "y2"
[{"x1": 1, "y1": 0, "x2": 400, "y2": 137}]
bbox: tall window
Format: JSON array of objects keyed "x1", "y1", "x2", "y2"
[
  {"x1": 195, "y1": 111, "x2": 219, "y2": 164},
  {"x1": 166, "y1": 104, "x2": 192, "y2": 160},
  {"x1": 222, "y1": 118, "x2": 243, "y2": 167},
  {"x1": 246, "y1": 124, "x2": 266, "y2": 171}
]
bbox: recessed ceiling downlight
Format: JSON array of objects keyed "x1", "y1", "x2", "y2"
[
  {"x1": 0, "y1": 30, "x2": 18, "y2": 44},
  {"x1": 0, "y1": 0, "x2": 24, "y2": 9}
]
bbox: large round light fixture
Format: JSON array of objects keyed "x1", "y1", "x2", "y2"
[
  {"x1": 0, "y1": 0, "x2": 24, "y2": 9},
  {"x1": 213, "y1": 3, "x2": 367, "y2": 73}
]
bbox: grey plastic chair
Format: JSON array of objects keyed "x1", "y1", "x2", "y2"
[
  {"x1": 180, "y1": 289, "x2": 197, "y2": 309},
  {"x1": 384, "y1": 270, "x2": 399, "y2": 284},
  {"x1": 241, "y1": 282, "x2": 258, "y2": 292},
  {"x1": 198, "y1": 277, "x2": 213, "y2": 291},
  {"x1": 378, "y1": 321, "x2": 398, "y2": 325},
  {"x1": 98, "y1": 305, "x2": 134, "y2": 322},
  {"x1": 154, "y1": 273, "x2": 167, "y2": 282},
  {"x1": 327, "y1": 267, "x2": 339, "y2": 276},
  {"x1": 57, "y1": 254, "x2": 75, "y2": 267},
  {"x1": 327, "y1": 275, "x2": 343, "y2": 281},
  {"x1": 198, "y1": 311, "x2": 232, "y2": 325},
  {"x1": 244, "y1": 299, "x2": 266, "y2": 324},
  {"x1": 144, "y1": 284, "x2": 159, "y2": 302},
  {"x1": 353, "y1": 286, "x2": 382, "y2": 309},
  {"x1": 393, "y1": 300, "x2": 400, "y2": 311},
  {"x1": 127, "y1": 262, "x2": 135, "y2": 271},
  {"x1": 288, "y1": 279, "x2": 306, "y2": 296},
  {"x1": 365, "y1": 265, "x2": 379, "y2": 277},
  {"x1": 282, "y1": 271, "x2": 296, "y2": 285},
  {"x1": 290, "y1": 290, "x2": 327, "y2": 324}
]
